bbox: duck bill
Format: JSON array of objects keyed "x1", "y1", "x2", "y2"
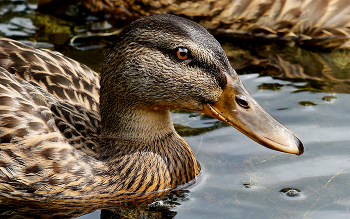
[{"x1": 201, "y1": 76, "x2": 304, "y2": 155}]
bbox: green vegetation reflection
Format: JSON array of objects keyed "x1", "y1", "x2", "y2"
[{"x1": 171, "y1": 109, "x2": 229, "y2": 137}]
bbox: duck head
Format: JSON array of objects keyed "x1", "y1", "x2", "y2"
[{"x1": 101, "y1": 14, "x2": 303, "y2": 155}]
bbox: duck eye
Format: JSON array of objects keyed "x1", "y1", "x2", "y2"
[
  {"x1": 176, "y1": 47, "x2": 189, "y2": 60},
  {"x1": 235, "y1": 95, "x2": 250, "y2": 109}
]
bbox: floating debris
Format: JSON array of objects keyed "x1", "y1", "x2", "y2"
[
  {"x1": 299, "y1": 101, "x2": 317, "y2": 106},
  {"x1": 279, "y1": 188, "x2": 302, "y2": 197},
  {"x1": 322, "y1": 96, "x2": 338, "y2": 101},
  {"x1": 243, "y1": 183, "x2": 251, "y2": 188}
]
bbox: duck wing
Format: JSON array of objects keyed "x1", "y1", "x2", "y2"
[
  {"x1": 0, "y1": 66, "x2": 105, "y2": 197},
  {"x1": 0, "y1": 37, "x2": 101, "y2": 153},
  {"x1": 0, "y1": 37, "x2": 100, "y2": 112}
]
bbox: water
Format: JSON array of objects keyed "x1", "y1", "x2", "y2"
[
  {"x1": 173, "y1": 74, "x2": 350, "y2": 219},
  {"x1": 1, "y1": 0, "x2": 350, "y2": 218}
]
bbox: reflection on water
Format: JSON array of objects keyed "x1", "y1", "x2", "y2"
[
  {"x1": 224, "y1": 42, "x2": 350, "y2": 93},
  {"x1": 1, "y1": 1, "x2": 350, "y2": 218}
]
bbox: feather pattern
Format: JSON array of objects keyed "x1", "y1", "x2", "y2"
[
  {"x1": 0, "y1": 38, "x2": 100, "y2": 112},
  {"x1": 0, "y1": 14, "x2": 306, "y2": 219},
  {"x1": 0, "y1": 20, "x2": 202, "y2": 204},
  {"x1": 0, "y1": 62, "x2": 177, "y2": 203},
  {"x1": 81, "y1": 0, "x2": 350, "y2": 48}
]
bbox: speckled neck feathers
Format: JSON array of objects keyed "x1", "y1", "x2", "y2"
[{"x1": 0, "y1": 14, "x2": 236, "y2": 204}]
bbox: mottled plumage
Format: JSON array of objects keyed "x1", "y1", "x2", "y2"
[
  {"x1": 0, "y1": 14, "x2": 302, "y2": 209},
  {"x1": 0, "y1": 37, "x2": 180, "y2": 203},
  {"x1": 80, "y1": 0, "x2": 350, "y2": 48}
]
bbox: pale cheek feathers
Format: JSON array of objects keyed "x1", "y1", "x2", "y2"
[{"x1": 121, "y1": 53, "x2": 223, "y2": 109}]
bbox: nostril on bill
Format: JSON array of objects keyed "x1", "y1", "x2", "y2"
[{"x1": 235, "y1": 95, "x2": 249, "y2": 109}]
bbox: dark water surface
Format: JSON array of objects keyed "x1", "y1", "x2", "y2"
[{"x1": 1, "y1": 0, "x2": 350, "y2": 218}]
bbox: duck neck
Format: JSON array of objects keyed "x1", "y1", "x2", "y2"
[
  {"x1": 101, "y1": 104, "x2": 175, "y2": 141},
  {"x1": 99, "y1": 100, "x2": 200, "y2": 190}
]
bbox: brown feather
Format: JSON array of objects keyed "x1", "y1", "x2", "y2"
[{"x1": 78, "y1": 0, "x2": 350, "y2": 48}]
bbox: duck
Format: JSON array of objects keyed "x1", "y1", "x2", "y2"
[
  {"x1": 41, "y1": 0, "x2": 350, "y2": 48},
  {"x1": 0, "y1": 13, "x2": 303, "y2": 204}
]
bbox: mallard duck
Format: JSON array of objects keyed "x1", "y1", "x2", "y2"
[
  {"x1": 0, "y1": 14, "x2": 303, "y2": 204},
  {"x1": 73, "y1": 0, "x2": 350, "y2": 48}
]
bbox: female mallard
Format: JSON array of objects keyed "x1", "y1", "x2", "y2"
[
  {"x1": 74, "y1": 0, "x2": 350, "y2": 48},
  {"x1": 0, "y1": 14, "x2": 303, "y2": 204}
]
